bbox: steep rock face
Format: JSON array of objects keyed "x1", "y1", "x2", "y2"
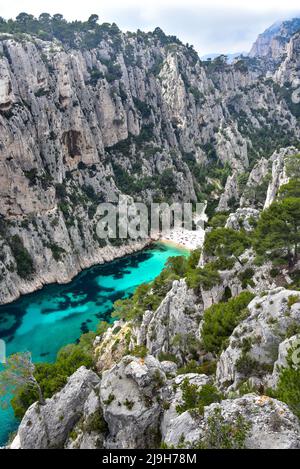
[
  {"x1": 217, "y1": 173, "x2": 240, "y2": 212},
  {"x1": 136, "y1": 279, "x2": 202, "y2": 365},
  {"x1": 275, "y1": 32, "x2": 300, "y2": 88},
  {"x1": 0, "y1": 234, "x2": 150, "y2": 305},
  {"x1": 94, "y1": 319, "x2": 132, "y2": 372},
  {"x1": 249, "y1": 18, "x2": 300, "y2": 63},
  {"x1": 239, "y1": 157, "x2": 271, "y2": 208},
  {"x1": 11, "y1": 366, "x2": 100, "y2": 449},
  {"x1": 65, "y1": 387, "x2": 106, "y2": 449},
  {"x1": 219, "y1": 144, "x2": 299, "y2": 214},
  {"x1": 216, "y1": 289, "x2": 300, "y2": 390},
  {"x1": 264, "y1": 146, "x2": 297, "y2": 208},
  {"x1": 0, "y1": 25, "x2": 299, "y2": 304},
  {"x1": 100, "y1": 355, "x2": 166, "y2": 449},
  {"x1": 164, "y1": 394, "x2": 300, "y2": 449},
  {"x1": 268, "y1": 334, "x2": 300, "y2": 389}
]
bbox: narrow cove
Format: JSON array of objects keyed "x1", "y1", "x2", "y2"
[{"x1": 0, "y1": 242, "x2": 189, "y2": 446}]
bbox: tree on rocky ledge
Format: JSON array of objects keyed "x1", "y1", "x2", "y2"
[
  {"x1": 254, "y1": 187, "x2": 300, "y2": 267},
  {"x1": 204, "y1": 227, "x2": 250, "y2": 265},
  {"x1": 0, "y1": 352, "x2": 45, "y2": 409}
]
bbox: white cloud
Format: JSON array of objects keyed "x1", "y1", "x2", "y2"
[{"x1": 1, "y1": 1, "x2": 300, "y2": 54}]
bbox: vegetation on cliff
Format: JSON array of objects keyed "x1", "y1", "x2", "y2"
[{"x1": 0, "y1": 13, "x2": 183, "y2": 50}]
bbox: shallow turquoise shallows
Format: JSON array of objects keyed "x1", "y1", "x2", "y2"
[{"x1": 0, "y1": 242, "x2": 188, "y2": 446}]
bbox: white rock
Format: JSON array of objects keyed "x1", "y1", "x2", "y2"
[
  {"x1": 216, "y1": 289, "x2": 300, "y2": 390},
  {"x1": 164, "y1": 394, "x2": 300, "y2": 449},
  {"x1": 11, "y1": 367, "x2": 100, "y2": 449}
]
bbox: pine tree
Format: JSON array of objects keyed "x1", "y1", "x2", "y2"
[
  {"x1": 204, "y1": 227, "x2": 250, "y2": 265},
  {"x1": 254, "y1": 196, "x2": 300, "y2": 266},
  {"x1": 0, "y1": 352, "x2": 45, "y2": 409}
]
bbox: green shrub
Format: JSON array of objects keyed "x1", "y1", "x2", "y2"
[
  {"x1": 196, "y1": 408, "x2": 250, "y2": 449},
  {"x1": 287, "y1": 295, "x2": 300, "y2": 308},
  {"x1": 24, "y1": 168, "x2": 38, "y2": 186},
  {"x1": 84, "y1": 409, "x2": 108, "y2": 434},
  {"x1": 176, "y1": 380, "x2": 222, "y2": 415},
  {"x1": 186, "y1": 264, "x2": 221, "y2": 291},
  {"x1": 201, "y1": 292, "x2": 254, "y2": 354},
  {"x1": 236, "y1": 353, "x2": 261, "y2": 377},
  {"x1": 124, "y1": 399, "x2": 134, "y2": 410},
  {"x1": 236, "y1": 352, "x2": 273, "y2": 378},
  {"x1": 131, "y1": 345, "x2": 148, "y2": 358},
  {"x1": 238, "y1": 268, "x2": 255, "y2": 288},
  {"x1": 87, "y1": 66, "x2": 104, "y2": 85},
  {"x1": 55, "y1": 183, "x2": 67, "y2": 199},
  {"x1": 166, "y1": 256, "x2": 188, "y2": 277},
  {"x1": 253, "y1": 190, "x2": 300, "y2": 268},
  {"x1": 177, "y1": 359, "x2": 216, "y2": 376},
  {"x1": 133, "y1": 97, "x2": 151, "y2": 118},
  {"x1": 275, "y1": 351, "x2": 300, "y2": 419},
  {"x1": 210, "y1": 256, "x2": 235, "y2": 271},
  {"x1": 158, "y1": 169, "x2": 176, "y2": 197},
  {"x1": 187, "y1": 249, "x2": 202, "y2": 269},
  {"x1": 270, "y1": 268, "x2": 280, "y2": 278},
  {"x1": 285, "y1": 322, "x2": 300, "y2": 338},
  {"x1": 208, "y1": 213, "x2": 228, "y2": 229},
  {"x1": 48, "y1": 243, "x2": 66, "y2": 261},
  {"x1": 8, "y1": 235, "x2": 35, "y2": 279},
  {"x1": 158, "y1": 352, "x2": 178, "y2": 363},
  {"x1": 204, "y1": 227, "x2": 251, "y2": 265}
]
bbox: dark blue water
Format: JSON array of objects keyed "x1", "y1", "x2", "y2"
[{"x1": 0, "y1": 242, "x2": 188, "y2": 445}]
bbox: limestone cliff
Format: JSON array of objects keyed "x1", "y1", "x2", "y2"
[
  {"x1": 2, "y1": 18, "x2": 300, "y2": 450},
  {"x1": 0, "y1": 23, "x2": 300, "y2": 304},
  {"x1": 249, "y1": 18, "x2": 300, "y2": 64}
]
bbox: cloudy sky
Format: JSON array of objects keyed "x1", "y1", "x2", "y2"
[{"x1": 1, "y1": 0, "x2": 300, "y2": 55}]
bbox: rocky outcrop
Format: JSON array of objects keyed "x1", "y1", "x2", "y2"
[
  {"x1": 268, "y1": 334, "x2": 300, "y2": 389},
  {"x1": 94, "y1": 279, "x2": 204, "y2": 372},
  {"x1": 100, "y1": 355, "x2": 166, "y2": 449},
  {"x1": 95, "y1": 320, "x2": 132, "y2": 372},
  {"x1": 217, "y1": 173, "x2": 240, "y2": 212},
  {"x1": 65, "y1": 387, "x2": 106, "y2": 449},
  {"x1": 161, "y1": 373, "x2": 211, "y2": 441},
  {"x1": 9, "y1": 348, "x2": 300, "y2": 450},
  {"x1": 164, "y1": 394, "x2": 300, "y2": 449},
  {"x1": 216, "y1": 289, "x2": 300, "y2": 390},
  {"x1": 239, "y1": 157, "x2": 271, "y2": 208},
  {"x1": 225, "y1": 208, "x2": 260, "y2": 231},
  {"x1": 249, "y1": 18, "x2": 300, "y2": 64},
  {"x1": 264, "y1": 146, "x2": 298, "y2": 208},
  {"x1": 136, "y1": 279, "x2": 202, "y2": 365},
  {"x1": 275, "y1": 32, "x2": 300, "y2": 88},
  {"x1": 11, "y1": 367, "x2": 100, "y2": 449},
  {"x1": 199, "y1": 248, "x2": 277, "y2": 311}
]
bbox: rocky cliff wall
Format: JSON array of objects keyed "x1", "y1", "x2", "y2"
[{"x1": 0, "y1": 27, "x2": 299, "y2": 304}]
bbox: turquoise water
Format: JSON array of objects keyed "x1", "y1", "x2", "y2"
[{"x1": 0, "y1": 242, "x2": 188, "y2": 446}]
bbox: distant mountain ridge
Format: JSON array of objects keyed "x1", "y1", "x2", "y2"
[
  {"x1": 249, "y1": 17, "x2": 300, "y2": 60},
  {"x1": 201, "y1": 52, "x2": 248, "y2": 63}
]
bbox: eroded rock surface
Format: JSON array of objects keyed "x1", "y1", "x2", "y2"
[
  {"x1": 164, "y1": 394, "x2": 300, "y2": 449},
  {"x1": 11, "y1": 367, "x2": 100, "y2": 449},
  {"x1": 216, "y1": 289, "x2": 300, "y2": 390}
]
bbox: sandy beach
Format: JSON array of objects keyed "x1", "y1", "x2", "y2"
[{"x1": 157, "y1": 227, "x2": 206, "y2": 251}]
